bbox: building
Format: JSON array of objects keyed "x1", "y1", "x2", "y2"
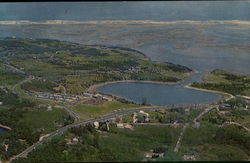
[
  {"x1": 83, "y1": 92, "x2": 93, "y2": 97},
  {"x1": 183, "y1": 155, "x2": 196, "y2": 161},
  {"x1": 72, "y1": 137, "x2": 79, "y2": 144},
  {"x1": 102, "y1": 96, "x2": 112, "y2": 101},
  {"x1": 93, "y1": 121, "x2": 99, "y2": 129},
  {"x1": 116, "y1": 123, "x2": 124, "y2": 128},
  {"x1": 219, "y1": 104, "x2": 231, "y2": 110},
  {"x1": 124, "y1": 124, "x2": 133, "y2": 129},
  {"x1": 93, "y1": 93, "x2": 102, "y2": 98}
]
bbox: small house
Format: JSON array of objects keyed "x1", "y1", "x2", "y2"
[
  {"x1": 219, "y1": 104, "x2": 231, "y2": 110},
  {"x1": 116, "y1": 123, "x2": 124, "y2": 128},
  {"x1": 93, "y1": 121, "x2": 99, "y2": 129},
  {"x1": 83, "y1": 92, "x2": 93, "y2": 97},
  {"x1": 102, "y1": 96, "x2": 112, "y2": 101}
]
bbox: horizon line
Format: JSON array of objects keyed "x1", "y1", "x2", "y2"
[{"x1": 0, "y1": 20, "x2": 250, "y2": 25}]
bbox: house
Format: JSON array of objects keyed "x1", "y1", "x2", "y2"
[
  {"x1": 124, "y1": 124, "x2": 133, "y2": 129},
  {"x1": 144, "y1": 152, "x2": 164, "y2": 159},
  {"x1": 137, "y1": 111, "x2": 150, "y2": 122},
  {"x1": 83, "y1": 92, "x2": 93, "y2": 97},
  {"x1": 183, "y1": 155, "x2": 196, "y2": 161},
  {"x1": 145, "y1": 152, "x2": 155, "y2": 159},
  {"x1": 47, "y1": 105, "x2": 52, "y2": 111},
  {"x1": 72, "y1": 137, "x2": 79, "y2": 144},
  {"x1": 116, "y1": 123, "x2": 124, "y2": 128},
  {"x1": 93, "y1": 121, "x2": 99, "y2": 129},
  {"x1": 102, "y1": 96, "x2": 112, "y2": 101},
  {"x1": 219, "y1": 104, "x2": 231, "y2": 110},
  {"x1": 93, "y1": 93, "x2": 102, "y2": 98}
]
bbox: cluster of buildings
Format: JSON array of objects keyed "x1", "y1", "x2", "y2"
[
  {"x1": 144, "y1": 147, "x2": 167, "y2": 160},
  {"x1": 25, "y1": 89, "x2": 113, "y2": 104},
  {"x1": 133, "y1": 110, "x2": 150, "y2": 123},
  {"x1": 26, "y1": 91, "x2": 84, "y2": 103},
  {"x1": 123, "y1": 66, "x2": 142, "y2": 73},
  {"x1": 219, "y1": 95, "x2": 250, "y2": 110},
  {"x1": 83, "y1": 92, "x2": 113, "y2": 102}
]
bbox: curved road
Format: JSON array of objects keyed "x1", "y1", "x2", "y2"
[
  {"x1": 8, "y1": 103, "x2": 214, "y2": 162},
  {"x1": 3, "y1": 62, "x2": 218, "y2": 162}
]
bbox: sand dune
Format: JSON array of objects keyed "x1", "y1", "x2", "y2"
[{"x1": 0, "y1": 20, "x2": 250, "y2": 25}]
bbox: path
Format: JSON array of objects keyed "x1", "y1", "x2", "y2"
[
  {"x1": 174, "y1": 123, "x2": 189, "y2": 152},
  {"x1": 8, "y1": 104, "x2": 210, "y2": 162},
  {"x1": 2, "y1": 62, "x2": 215, "y2": 162},
  {"x1": 222, "y1": 121, "x2": 250, "y2": 132},
  {"x1": 11, "y1": 77, "x2": 32, "y2": 95},
  {"x1": 0, "y1": 124, "x2": 12, "y2": 131},
  {"x1": 62, "y1": 100, "x2": 87, "y2": 122},
  {"x1": 173, "y1": 105, "x2": 218, "y2": 153},
  {"x1": 1, "y1": 62, "x2": 26, "y2": 75}
]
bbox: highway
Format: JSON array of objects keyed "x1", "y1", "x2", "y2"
[
  {"x1": 2, "y1": 62, "x2": 83, "y2": 123},
  {"x1": 8, "y1": 103, "x2": 215, "y2": 162},
  {"x1": 3, "y1": 62, "x2": 217, "y2": 162}
]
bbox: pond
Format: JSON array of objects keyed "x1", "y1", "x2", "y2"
[{"x1": 98, "y1": 72, "x2": 222, "y2": 106}]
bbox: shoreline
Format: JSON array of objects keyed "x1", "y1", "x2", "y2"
[
  {"x1": 0, "y1": 20, "x2": 250, "y2": 25},
  {"x1": 87, "y1": 70, "x2": 196, "y2": 93},
  {"x1": 184, "y1": 84, "x2": 234, "y2": 101},
  {"x1": 86, "y1": 80, "x2": 179, "y2": 93},
  {"x1": 0, "y1": 124, "x2": 12, "y2": 131}
]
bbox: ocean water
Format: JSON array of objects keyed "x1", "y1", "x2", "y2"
[
  {"x1": 0, "y1": 2, "x2": 250, "y2": 21},
  {"x1": 0, "y1": 2, "x2": 249, "y2": 105}
]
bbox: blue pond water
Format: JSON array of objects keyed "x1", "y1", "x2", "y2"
[
  {"x1": 98, "y1": 72, "x2": 222, "y2": 106},
  {"x1": 0, "y1": 1, "x2": 248, "y2": 106}
]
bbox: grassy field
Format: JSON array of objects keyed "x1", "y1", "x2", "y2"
[
  {"x1": 191, "y1": 69, "x2": 250, "y2": 96},
  {"x1": 14, "y1": 125, "x2": 181, "y2": 162},
  {"x1": 0, "y1": 90, "x2": 73, "y2": 161},
  {"x1": 120, "y1": 108, "x2": 203, "y2": 124},
  {"x1": 179, "y1": 122, "x2": 249, "y2": 161},
  {"x1": 0, "y1": 38, "x2": 192, "y2": 94},
  {"x1": 18, "y1": 108, "x2": 71, "y2": 133},
  {"x1": 73, "y1": 101, "x2": 140, "y2": 118},
  {"x1": 0, "y1": 64, "x2": 25, "y2": 88}
]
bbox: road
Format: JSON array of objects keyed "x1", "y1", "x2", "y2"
[
  {"x1": 8, "y1": 103, "x2": 212, "y2": 162},
  {"x1": 3, "y1": 62, "x2": 217, "y2": 162},
  {"x1": 193, "y1": 105, "x2": 218, "y2": 123},
  {"x1": 222, "y1": 121, "x2": 250, "y2": 132},
  {"x1": 1, "y1": 62, "x2": 32, "y2": 95},
  {"x1": 1, "y1": 62, "x2": 26, "y2": 75},
  {"x1": 3, "y1": 62, "x2": 83, "y2": 123},
  {"x1": 174, "y1": 123, "x2": 189, "y2": 152},
  {"x1": 62, "y1": 100, "x2": 87, "y2": 122},
  {"x1": 11, "y1": 77, "x2": 32, "y2": 95},
  {"x1": 173, "y1": 105, "x2": 218, "y2": 153}
]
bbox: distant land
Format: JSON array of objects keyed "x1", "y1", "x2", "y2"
[{"x1": 0, "y1": 20, "x2": 250, "y2": 25}]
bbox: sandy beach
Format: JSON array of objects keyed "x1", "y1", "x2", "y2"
[
  {"x1": 1, "y1": 20, "x2": 250, "y2": 25},
  {"x1": 184, "y1": 84, "x2": 234, "y2": 101}
]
